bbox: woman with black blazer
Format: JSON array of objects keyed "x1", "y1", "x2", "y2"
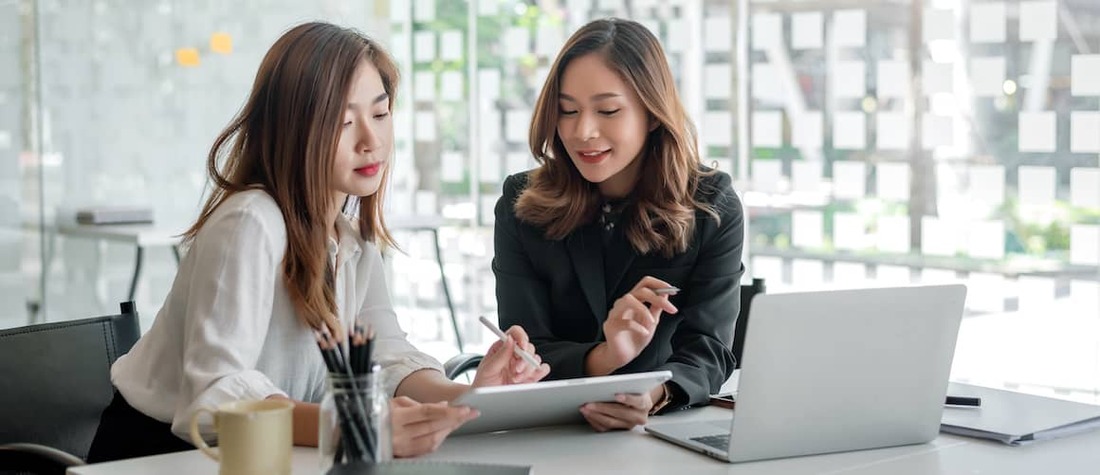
[{"x1": 493, "y1": 18, "x2": 745, "y2": 431}]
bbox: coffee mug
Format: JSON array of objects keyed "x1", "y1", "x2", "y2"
[{"x1": 188, "y1": 399, "x2": 294, "y2": 475}]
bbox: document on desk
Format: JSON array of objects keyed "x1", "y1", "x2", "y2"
[{"x1": 940, "y1": 382, "x2": 1100, "y2": 445}]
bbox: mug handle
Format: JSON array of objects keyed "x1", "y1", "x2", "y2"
[{"x1": 189, "y1": 407, "x2": 220, "y2": 461}]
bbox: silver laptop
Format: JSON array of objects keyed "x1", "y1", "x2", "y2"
[{"x1": 646, "y1": 284, "x2": 967, "y2": 463}]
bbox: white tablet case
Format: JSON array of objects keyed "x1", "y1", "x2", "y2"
[{"x1": 452, "y1": 370, "x2": 672, "y2": 435}]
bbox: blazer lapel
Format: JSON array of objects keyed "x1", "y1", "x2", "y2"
[
  {"x1": 565, "y1": 225, "x2": 607, "y2": 334},
  {"x1": 604, "y1": 234, "x2": 638, "y2": 302}
]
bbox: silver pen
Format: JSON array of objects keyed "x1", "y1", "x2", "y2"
[
  {"x1": 654, "y1": 287, "x2": 680, "y2": 295},
  {"x1": 479, "y1": 315, "x2": 541, "y2": 369}
]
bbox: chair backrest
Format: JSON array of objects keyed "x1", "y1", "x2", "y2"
[
  {"x1": 732, "y1": 278, "x2": 766, "y2": 369},
  {"x1": 0, "y1": 302, "x2": 140, "y2": 460}
]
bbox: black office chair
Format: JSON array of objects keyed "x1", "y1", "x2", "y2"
[
  {"x1": 0, "y1": 302, "x2": 141, "y2": 475},
  {"x1": 732, "y1": 278, "x2": 766, "y2": 369},
  {"x1": 443, "y1": 278, "x2": 766, "y2": 380}
]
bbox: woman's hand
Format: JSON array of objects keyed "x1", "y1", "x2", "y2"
[
  {"x1": 471, "y1": 325, "x2": 550, "y2": 387},
  {"x1": 390, "y1": 396, "x2": 478, "y2": 457},
  {"x1": 579, "y1": 384, "x2": 665, "y2": 432},
  {"x1": 601, "y1": 276, "x2": 679, "y2": 369}
]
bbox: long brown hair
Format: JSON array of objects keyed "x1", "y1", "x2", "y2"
[
  {"x1": 183, "y1": 22, "x2": 399, "y2": 333},
  {"x1": 517, "y1": 18, "x2": 716, "y2": 257}
]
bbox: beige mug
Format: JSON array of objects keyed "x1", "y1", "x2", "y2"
[{"x1": 188, "y1": 399, "x2": 294, "y2": 475}]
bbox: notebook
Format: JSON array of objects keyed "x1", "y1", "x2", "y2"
[
  {"x1": 646, "y1": 284, "x2": 968, "y2": 462},
  {"x1": 326, "y1": 460, "x2": 530, "y2": 474},
  {"x1": 941, "y1": 382, "x2": 1100, "y2": 445}
]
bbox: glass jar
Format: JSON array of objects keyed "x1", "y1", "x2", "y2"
[{"x1": 318, "y1": 371, "x2": 391, "y2": 472}]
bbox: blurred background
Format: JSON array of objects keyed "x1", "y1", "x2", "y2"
[{"x1": 1, "y1": 0, "x2": 1097, "y2": 403}]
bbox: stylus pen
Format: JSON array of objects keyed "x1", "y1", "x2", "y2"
[
  {"x1": 655, "y1": 287, "x2": 680, "y2": 295},
  {"x1": 479, "y1": 315, "x2": 541, "y2": 369},
  {"x1": 945, "y1": 395, "x2": 982, "y2": 407}
]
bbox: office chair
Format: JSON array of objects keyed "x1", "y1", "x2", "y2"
[
  {"x1": 732, "y1": 278, "x2": 766, "y2": 369},
  {"x1": 0, "y1": 302, "x2": 141, "y2": 474},
  {"x1": 443, "y1": 278, "x2": 766, "y2": 380}
]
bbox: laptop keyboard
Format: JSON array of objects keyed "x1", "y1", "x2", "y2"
[{"x1": 690, "y1": 433, "x2": 730, "y2": 451}]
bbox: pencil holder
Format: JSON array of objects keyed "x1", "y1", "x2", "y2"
[{"x1": 319, "y1": 371, "x2": 391, "y2": 473}]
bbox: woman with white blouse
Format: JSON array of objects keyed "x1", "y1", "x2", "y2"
[{"x1": 86, "y1": 22, "x2": 549, "y2": 463}]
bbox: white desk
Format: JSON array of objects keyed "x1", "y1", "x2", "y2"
[{"x1": 68, "y1": 404, "x2": 1100, "y2": 475}]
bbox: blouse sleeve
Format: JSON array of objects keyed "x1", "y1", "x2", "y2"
[
  {"x1": 172, "y1": 204, "x2": 288, "y2": 440},
  {"x1": 355, "y1": 245, "x2": 445, "y2": 397}
]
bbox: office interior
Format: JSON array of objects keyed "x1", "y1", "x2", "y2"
[{"x1": 1, "y1": 0, "x2": 1098, "y2": 408}]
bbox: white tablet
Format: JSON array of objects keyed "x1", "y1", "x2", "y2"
[{"x1": 451, "y1": 370, "x2": 672, "y2": 435}]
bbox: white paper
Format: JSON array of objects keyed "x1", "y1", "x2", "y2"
[
  {"x1": 876, "y1": 216, "x2": 910, "y2": 254},
  {"x1": 751, "y1": 159, "x2": 783, "y2": 193},
  {"x1": 832, "y1": 112, "x2": 865, "y2": 150},
  {"x1": 792, "y1": 111, "x2": 823, "y2": 149},
  {"x1": 1019, "y1": 1, "x2": 1058, "y2": 41},
  {"x1": 832, "y1": 61, "x2": 866, "y2": 98},
  {"x1": 505, "y1": 109, "x2": 531, "y2": 143},
  {"x1": 877, "y1": 60, "x2": 909, "y2": 99},
  {"x1": 924, "y1": 9, "x2": 955, "y2": 41},
  {"x1": 921, "y1": 216, "x2": 958, "y2": 256},
  {"x1": 1018, "y1": 111, "x2": 1057, "y2": 152},
  {"x1": 876, "y1": 162, "x2": 910, "y2": 201},
  {"x1": 440, "y1": 30, "x2": 464, "y2": 62},
  {"x1": 703, "y1": 112, "x2": 732, "y2": 146},
  {"x1": 832, "y1": 160, "x2": 866, "y2": 199},
  {"x1": 1071, "y1": 111, "x2": 1100, "y2": 152},
  {"x1": 965, "y1": 273, "x2": 1005, "y2": 313},
  {"x1": 506, "y1": 152, "x2": 531, "y2": 176},
  {"x1": 1070, "y1": 167, "x2": 1100, "y2": 208},
  {"x1": 1071, "y1": 55, "x2": 1100, "y2": 96},
  {"x1": 832, "y1": 261, "x2": 867, "y2": 285},
  {"x1": 751, "y1": 256, "x2": 784, "y2": 287},
  {"x1": 833, "y1": 212, "x2": 867, "y2": 250},
  {"x1": 967, "y1": 221, "x2": 1005, "y2": 259},
  {"x1": 791, "y1": 160, "x2": 822, "y2": 193},
  {"x1": 751, "y1": 14, "x2": 780, "y2": 51},
  {"x1": 504, "y1": 27, "x2": 530, "y2": 59},
  {"x1": 536, "y1": 24, "x2": 564, "y2": 57},
  {"x1": 441, "y1": 151, "x2": 464, "y2": 183},
  {"x1": 970, "y1": 2, "x2": 1006, "y2": 43},
  {"x1": 415, "y1": 190, "x2": 437, "y2": 216},
  {"x1": 923, "y1": 114, "x2": 954, "y2": 149},
  {"x1": 414, "y1": 71, "x2": 435, "y2": 102},
  {"x1": 875, "y1": 265, "x2": 911, "y2": 285},
  {"x1": 1018, "y1": 166, "x2": 1056, "y2": 208},
  {"x1": 414, "y1": 31, "x2": 436, "y2": 63},
  {"x1": 666, "y1": 19, "x2": 687, "y2": 53},
  {"x1": 479, "y1": 150, "x2": 502, "y2": 184},
  {"x1": 923, "y1": 61, "x2": 953, "y2": 95},
  {"x1": 752, "y1": 64, "x2": 785, "y2": 102},
  {"x1": 791, "y1": 259, "x2": 825, "y2": 289},
  {"x1": 479, "y1": 69, "x2": 501, "y2": 104},
  {"x1": 705, "y1": 64, "x2": 732, "y2": 99},
  {"x1": 441, "y1": 71, "x2": 463, "y2": 101},
  {"x1": 414, "y1": 111, "x2": 436, "y2": 142},
  {"x1": 968, "y1": 164, "x2": 1005, "y2": 206},
  {"x1": 832, "y1": 9, "x2": 866, "y2": 47},
  {"x1": 752, "y1": 111, "x2": 783, "y2": 148},
  {"x1": 478, "y1": 0, "x2": 498, "y2": 16},
  {"x1": 1071, "y1": 225, "x2": 1100, "y2": 265},
  {"x1": 792, "y1": 210, "x2": 824, "y2": 249},
  {"x1": 1017, "y1": 276, "x2": 1056, "y2": 313},
  {"x1": 970, "y1": 56, "x2": 1006, "y2": 97},
  {"x1": 791, "y1": 11, "x2": 823, "y2": 50},
  {"x1": 876, "y1": 112, "x2": 909, "y2": 150},
  {"x1": 414, "y1": 0, "x2": 435, "y2": 22}
]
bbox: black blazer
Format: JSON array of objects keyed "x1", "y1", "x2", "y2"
[{"x1": 493, "y1": 169, "x2": 745, "y2": 410}]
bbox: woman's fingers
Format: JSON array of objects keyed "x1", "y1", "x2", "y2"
[{"x1": 580, "y1": 402, "x2": 647, "y2": 430}]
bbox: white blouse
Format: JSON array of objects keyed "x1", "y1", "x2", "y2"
[{"x1": 111, "y1": 189, "x2": 443, "y2": 441}]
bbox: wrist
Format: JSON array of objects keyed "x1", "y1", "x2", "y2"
[
  {"x1": 585, "y1": 343, "x2": 623, "y2": 376},
  {"x1": 649, "y1": 383, "x2": 673, "y2": 416}
]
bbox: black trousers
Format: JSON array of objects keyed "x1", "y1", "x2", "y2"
[{"x1": 86, "y1": 391, "x2": 194, "y2": 463}]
